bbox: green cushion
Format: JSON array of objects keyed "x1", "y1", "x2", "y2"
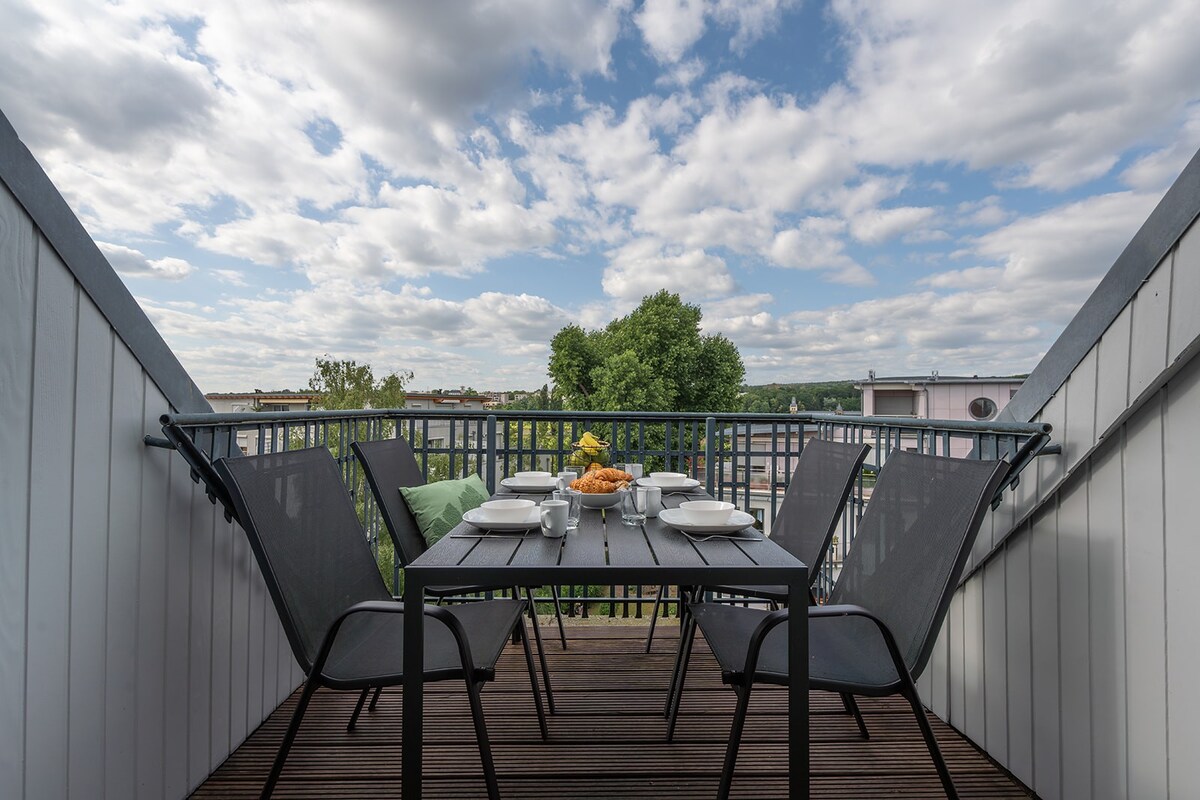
[{"x1": 399, "y1": 474, "x2": 490, "y2": 547}]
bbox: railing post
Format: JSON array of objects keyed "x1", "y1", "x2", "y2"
[
  {"x1": 704, "y1": 416, "x2": 716, "y2": 496},
  {"x1": 486, "y1": 414, "x2": 497, "y2": 494}
]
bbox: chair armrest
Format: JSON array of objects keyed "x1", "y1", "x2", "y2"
[{"x1": 310, "y1": 600, "x2": 479, "y2": 680}]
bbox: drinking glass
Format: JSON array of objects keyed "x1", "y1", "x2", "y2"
[
  {"x1": 619, "y1": 487, "x2": 646, "y2": 525},
  {"x1": 553, "y1": 488, "x2": 582, "y2": 530}
]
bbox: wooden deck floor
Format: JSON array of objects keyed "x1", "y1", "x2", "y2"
[{"x1": 192, "y1": 624, "x2": 1032, "y2": 799}]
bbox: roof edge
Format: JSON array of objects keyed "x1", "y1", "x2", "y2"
[
  {"x1": 0, "y1": 109, "x2": 210, "y2": 413},
  {"x1": 1000, "y1": 145, "x2": 1200, "y2": 424}
]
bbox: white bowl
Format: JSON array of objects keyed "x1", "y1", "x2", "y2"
[
  {"x1": 578, "y1": 492, "x2": 623, "y2": 509},
  {"x1": 649, "y1": 471, "x2": 688, "y2": 487},
  {"x1": 678, "y1": 500, "x2": 735, "y2": 525},
  {"x1": 514, "y1": 471, "x2": 553, "y2": 480},
  {"x1": 480, "y1": 498, "x2": 536, "y2": 522}
]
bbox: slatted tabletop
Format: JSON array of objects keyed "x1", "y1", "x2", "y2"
[
  {"x1": 191, "y1": 625, "x2": 1034, "y2": 799},
  {"x1": 402, "y1": 488, "x2": 811, "y2": 798}
]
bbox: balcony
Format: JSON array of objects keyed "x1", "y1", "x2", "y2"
[{"x1": 4, "y1": 107, "x2": 1200, "y2": 800}]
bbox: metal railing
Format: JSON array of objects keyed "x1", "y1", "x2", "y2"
[{"x1": 151, "y1": 408, "x2": 1051, "y2": 617}]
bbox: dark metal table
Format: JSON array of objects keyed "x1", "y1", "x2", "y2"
[{"x1": 402, "y1": 490, "x2": 810, "y2": 798}]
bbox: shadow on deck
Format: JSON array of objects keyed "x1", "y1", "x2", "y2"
[{"x1": 191, "y1": 624, "x2": 1032, "y2": 799}]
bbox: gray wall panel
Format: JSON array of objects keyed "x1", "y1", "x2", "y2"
[
  {"x1": 1164, "y1": 359, "x2": 1200, "y2": 796},
  {"x1": 67, "y1": 300, "x2": 114, "y2": 799},
  {"x1": 0, "y1": 182, "x2": 36, "y2": 800},
  {"x1": 25, "y1": 242, "x2": 78, "y2": 800},
  {"x1": 1056, "y1": 474, "x2": 1091, "y2": 800}
]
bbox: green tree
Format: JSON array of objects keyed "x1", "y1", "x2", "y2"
[
  {"x1": 548, "y1": 290, "x2": 745, "y2": 413},
  {"x1": 308, "y1": 355, "x2": 411, "y2": 410}
]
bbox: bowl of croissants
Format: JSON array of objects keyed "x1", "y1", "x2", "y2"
[{"x1": 569, "y1": 467, "x2": 635, "y2": 508}]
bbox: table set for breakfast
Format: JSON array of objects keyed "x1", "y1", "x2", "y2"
[{"x1": 400, "y1": 463, "x2": 812, "y2": 799}]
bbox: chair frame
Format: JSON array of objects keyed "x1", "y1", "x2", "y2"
[
  {"x1": 684, "y1": 452, "x2": 1010, "y2": 800},
  {"x1": 213, "y1": 448, "x2": 549, "y2": 800}
]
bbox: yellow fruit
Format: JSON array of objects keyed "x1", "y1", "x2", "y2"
[{"x1": 587, "y1": 462, "x2": 604, "y2": 472}]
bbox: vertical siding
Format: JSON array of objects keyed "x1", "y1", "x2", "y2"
[
  {"x1": 0, "y1": 183, "x2": 298, "y2": 799},
  {"x1": 925, "y1": 217, "x2": 1200, "y2": 800},
  {"x1": 0, "y1": 182, "x2": 36, "y2": 800}
]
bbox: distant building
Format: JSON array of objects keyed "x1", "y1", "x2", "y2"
[{"x1": 206, "y1": 390, "x2": 321, "y2": 414}]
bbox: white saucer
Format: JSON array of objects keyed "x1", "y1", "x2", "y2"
[
  {"x1": 637, "y1": 476, "x2": 701, "y2": 490},
  {"x1": 500, "y1": 477, "x2": 558, "y2": 493},
  {"x1": 462, "y1": 506, "x2": 541, "y2": 531},
  {"x1": 659, "y1": 507, "x2": 756, "y2": 534}
]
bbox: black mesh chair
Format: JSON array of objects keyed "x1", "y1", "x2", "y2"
[
  {"x1": 685, "y1": 450, "x2": 1010, "y2": 800},
  {"x1": 661, "y1": 439, "x2": 870, "y2": 733},
  {"x1": 351, "y1": 436, "x2": 563, "y2": 710},
  {"x1": 214, "y1": 447, "x2": 548, "y2": 800}
]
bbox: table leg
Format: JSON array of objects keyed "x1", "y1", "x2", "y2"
[
  {"x1": 788, "y1": 578, "x2": 808, "y2": 799},
  {"x1": 403, "y1": 572, "x2": 425, "y2": 799}
]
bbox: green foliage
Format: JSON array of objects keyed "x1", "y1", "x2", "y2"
[
  {"x1": 308, "y1": 355, "x2": 411, "y2": 411},
  {"x1": 738, "y1": 381, "x2": 862, "y2": 414},
  {"x1": 548, "y1": 291, "x2": 745, "y2": 413}
]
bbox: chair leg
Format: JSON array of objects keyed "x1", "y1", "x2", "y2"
[
  {"x1": 665, "y1": 614, "x2": 698, "y2": 739},
  {"x1": 663, "y1": 586, "x2": 698, "y2": 717},
  {"x1": 262, "y1": 677, "x2": 319, "y2": 799},
  {"x1": 716, "y1": 682, "x2": 753, "y2": 800},
  {"x1": 465, "y1": 679, "x2": 501, "y2": 800},
  {"x1": 525, "y1": 588, "x2": 556, "y2": 713},
  {"x1": 841, "y1": 692, "x2": 870, "y2": 739},
  {"x1": 904, "y1": 687, "x2": 958, "y2": 799},
  {"x1": 550, "y1": 585, "x2": 568, "y2": 649},
  {"x1": 346, "y1": 687, "x2": 370, "y2": 732},
  {"x1": 644, "y1": 585, "x2": 668, "y2": 653},
  {"x1": 516, "y1": 618, "x2": 549, "y2": 740},
  {"x1": 368, "y1": 685, "x2": 383, "y2": 712}
]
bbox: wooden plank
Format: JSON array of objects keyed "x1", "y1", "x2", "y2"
[
  {"x1": 1094, "y1": 304, "x2": 1133, "y2": 440},
  {"x1": 1029, "y1": 503, "x2": 1061, "y2": 799},
  {"x1": 1167, "y1": 222, "x2": 1200, "y2": 363},
  {"x1": 1163, "y1": 355, "x2": 1200, "y2": 796},
  {"x1": 0, "y1": 183, "x2": 36, "y2": 800},
  {"x1": 982, "y1": 556, "x2": 1007, "y2": 765},
  {"x1": 188, "y1": 624, "x2": 1034, "y2": 799},
  {"x1": 1004, "y1": 528, "x2": 1034, "y2": 788},
  {"x1": 103, "y1": 342, "x2": 144, "y2": 799},
  {"x1": 1127, "y1": 256, "x2": 1172, "y2": 402},
  {"x1": 1086, "y1": 440, "x2": 1127, "y2": 800},
  {"x1": 1056, "y1": 473, "x2": 1091, "y2": 800},
  {"x1": 459, "y1": 536, "x2": 523, "y2": 567},
  {"x1": 1122, "y1": 397, "x2": 1168, "y2": 798},
  {"x1": 560, "y1": 519, "x2": 608, "y2": 566},
  {"x1": 136, "y1": 385, "x2": 170, "y2": 799},
  {"x1": 24, "y1": 241, "x2": 78, "y2": 800}
]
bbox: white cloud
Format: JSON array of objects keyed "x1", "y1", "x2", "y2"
[
  {"x1": 98, "y1": 241, "x2": 194, "y2": 280},
  {"x1": 848, "y1": 206, "x2": 936, "y2": 244},
  {"x1": 635, "y1": 0, "x2": 708, "y2": 64},
  {"x1": 601, "y1": 240, "x2": 735, "y2": 301}
]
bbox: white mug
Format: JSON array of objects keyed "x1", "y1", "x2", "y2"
[
  {"x1": 639, "y1": 485, "x2": 663, "y2": 518},
  {"x1": 540, "y1": 499, "x2": 569, "y2": 538},
  {"x1": 556, "y1": 469, "x2": 579, "y2": 490}
]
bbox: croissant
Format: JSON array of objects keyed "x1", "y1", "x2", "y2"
[
  {"x1": 569, "y1": 467, "x2": 634, "y2": 494},
  {"x1": 590, "y1": 467, "x2": 634, "y2": 483}
]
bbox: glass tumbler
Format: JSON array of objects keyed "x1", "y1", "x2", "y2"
[
  {"x1": 619, "y1": 487, "x2": 646, "y2": 525},
  {"x1": 553, "y1": 488, "x2": 582, "y2": 530}
]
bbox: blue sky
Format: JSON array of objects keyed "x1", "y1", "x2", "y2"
[{"x1": 2, "y1": 0, "x2": 1198, "y2": 392}]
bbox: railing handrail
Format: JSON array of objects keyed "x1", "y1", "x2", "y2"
[{"x1": 162, "y1": 407, "x2": 1050, "y2": 437}]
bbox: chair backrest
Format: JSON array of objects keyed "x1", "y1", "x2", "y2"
[
  {"x1": 828, "y1": 450, "x2": 1009, "y2": 678},
  {"x1": 771, "y1": 438, "x2": 871, "y2": 584},
  {"x1": 350, "y1": 437, "x2": 429, "y2": 566},
  {"x1": 214, "y1": 447, "x2": 392, "y2": 674}
]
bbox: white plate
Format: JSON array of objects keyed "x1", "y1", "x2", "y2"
[
  {"x1": 462, "y1": 506, "x2": 541, "y2": 531},
  {"x1": 637, "y1": 476, "x2": 701, "y2": 490},
  {"x1": 500, "y1": 477, "x2": 558, "y2": 493},
  {"x1": 578, "y1": 492, "x2": 623, "y2": 509},
  {"x1": 659, "y1": 507, "x2": 756, "y2": 534}
]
